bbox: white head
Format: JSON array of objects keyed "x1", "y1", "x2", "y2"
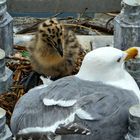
[{"x1": 76, "y1": 47, "x2": 127, "y2": 81}]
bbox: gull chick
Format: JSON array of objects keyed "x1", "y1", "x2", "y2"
[{"x1": 27, "y1": 18, "x2": 86, "y2": 80}]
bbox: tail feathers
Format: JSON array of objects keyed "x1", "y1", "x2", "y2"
[
  {"x1": 16, "y1": 132, "x2": 55, "y2": 140},
  {"x1": 56, "y1": 122, "x2": 91, "y2": 135}
]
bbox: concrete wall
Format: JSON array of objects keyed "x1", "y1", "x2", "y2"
[{"x1": 7, "y1": 0, "x2": 121, "y2": 13}]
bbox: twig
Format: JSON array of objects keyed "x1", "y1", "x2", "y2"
[
  {"x1": 51, "y1": 13, "x2": 63, "y2": 18},
  {"x1": 92, "y1": 29, "x2": 102, "y2": 35},
  {"x1": 63, "y1": 23, "x2": 97, "y2": 34},
  {"x1": 14, "y1": 45, "x2": 27, "y2": 51},
  {"x1": 13, "y1": 69, "x2": 22, "y2": 82},
  {"x1": 105, "y1": 12, "x2": 119, "y2": 17},
  {"x1": 79, "y1": 22, "x2": 113, "y2": 34},
  {"x1": 16, "y1": 21, "x2": 42, "y2": 34},
  {"x1": 17, "y1": 66, "x2": 31, "y2": 70},
  {"x1": 11, "y1": 85, "x2": 24, "y2": 89},
  {"x1": 77, "y1": 8, "x2": 88, "y2": 20},
  {"x1": 6, "y1": 56, "x2": 30, "y2": 62},
  {"x1": 16, "y1": 13, "x2": 62, "y2": 34},
  {"x1": 105, "y1": 17, "x2": 115, "y2": 30}
]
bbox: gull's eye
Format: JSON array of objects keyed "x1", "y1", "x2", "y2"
[{"x1": 117, "y1": 57, "x2": 121, "y2": 62}]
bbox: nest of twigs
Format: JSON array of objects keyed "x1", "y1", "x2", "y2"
[
  {"x1": 0, "y1": 92, "x2": 21, "y2": 125},
  {"x1": 0, "y1": 46, "x2": 37, "y2": 125}
]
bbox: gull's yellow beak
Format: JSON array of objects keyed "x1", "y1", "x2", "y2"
[{"x1": 124, "y1": 47, "x2": 138, "y2": 61}]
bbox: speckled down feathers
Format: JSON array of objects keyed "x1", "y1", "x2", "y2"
[{"x1": 27, "y1": 18, "x2": 86, "y2": 79}]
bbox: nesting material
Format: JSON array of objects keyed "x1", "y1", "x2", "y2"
[
  {"x1": 0, "y1": 46, "x2": 31, "y2": 125},
  {"x1": 0, "y1": 107, "x2": 12, "y2": 140}
]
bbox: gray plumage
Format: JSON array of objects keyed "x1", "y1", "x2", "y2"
[{"x1": 10, "y1": 76, "x2": 139, "y2": 140}]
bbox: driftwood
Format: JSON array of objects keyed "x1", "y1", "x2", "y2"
[{"x1": 15, "y1": 13, "x2": 116, "y2": 35}]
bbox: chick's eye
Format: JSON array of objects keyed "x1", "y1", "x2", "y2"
[{"x1": 117, "y1": 57, "x2": 121, "y2": 62}]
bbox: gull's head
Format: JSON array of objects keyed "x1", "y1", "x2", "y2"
[
  {"x1": 83, "y1": 47, "x2": 127, "y2": 69},
  {"x1": 76, "y1": 47, "x2": 139, "y2": 81}
]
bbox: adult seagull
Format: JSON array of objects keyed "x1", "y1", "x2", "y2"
[{"x1": 10, "y1": 47, "x2": 140, "y2": 140}]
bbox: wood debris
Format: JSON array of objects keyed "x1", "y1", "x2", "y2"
[{"x1": 0, "y1": 46, "x2": 32, "y2": 125}]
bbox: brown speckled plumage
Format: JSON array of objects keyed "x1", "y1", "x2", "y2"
[{"x1": 27, "y1": 18, "x2": 86, "y2": 79}]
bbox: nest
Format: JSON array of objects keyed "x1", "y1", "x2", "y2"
[
  {"x1": 0, "y1": 92, "x2": 21, "y2": 125},
  {"x1": 0, "y1": 46, "x2": 33, "y2": 125}
]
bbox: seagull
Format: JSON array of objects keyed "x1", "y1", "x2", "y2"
[{"x1": 10, "y1": 47, "x2": 140, "y2": 140}]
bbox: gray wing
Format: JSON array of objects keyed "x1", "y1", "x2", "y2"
[
  {"x1": 11, "y1": 76, "x2": 139, "y2": 140},
  {"x1": 10, "y1": 89, "x2": 74, "y2": 135},
  {"x1": 61, "y1": 82, "x2": 139, "y2": 140},
  {"x1": 41, "y1": 76, "x2": 82, "y2": 107},
  {"x1": 10, "y1": 76, "x2": 103, "y2": 136},
  {"x1": 41, "y1": 78, "x2": 139, "y2": 139},
  {"x1": 75, "y1": 89, "x2": 138, "y2": 121}
]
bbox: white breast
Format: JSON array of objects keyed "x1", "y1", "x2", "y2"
[{"x1": 106, "y1": 71, "x2": 140, "y2": 102}]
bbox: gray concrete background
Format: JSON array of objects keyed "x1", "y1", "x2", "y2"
[{"x1": 7, "y1": 0, "x2": 121, "y2": 13}]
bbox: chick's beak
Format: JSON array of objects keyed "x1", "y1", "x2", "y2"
[
  {"x1": 124, "y1": 47, "x2": 138, "y2": 61},
  {"x1": 54, "y1": 43, "x2": 63, "y2": 57},
  {"x1": 54, "y1": 38, "x2": 63, "y2": 57}
]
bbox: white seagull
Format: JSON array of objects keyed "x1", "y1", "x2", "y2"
[{"x1": 11, "y1": 47, "x2": 140, "y2": 140}]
